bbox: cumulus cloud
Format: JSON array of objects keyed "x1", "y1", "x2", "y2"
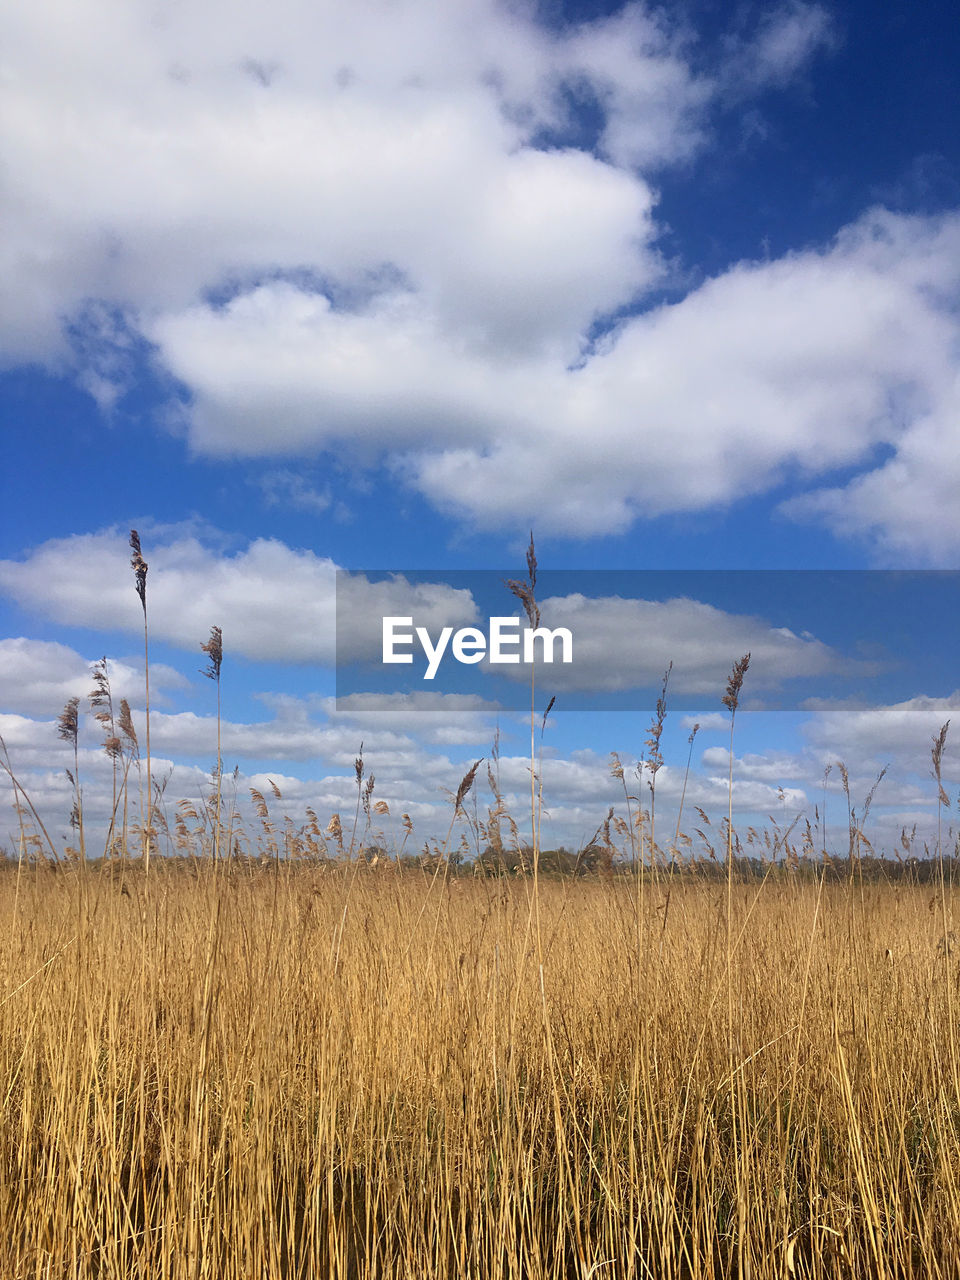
[
  {"x1": 147, "y1": 707, "x2": 416, "y2": 768},
  {"x1": 0, "y1": 638, "x2": 186, "y2": 717},
  {"x1": 330, "y1": 691, "x2": 499, "y2": 746},
  {"x1": 0, "y1": 532, "x2": 885, "y2": 710},
  {"x1": 803, "y1": 694, "x2": 960, "y2": 781},
  {"x1": 0, "y1": 528, "x2": 477, "y2": 664},
  {"x1": 1, "y1": 0, "x2": 834, "y2": 367},
  {"x1": 10, "y1": 0, "x2": 928, "y2": 553},
  {"x1": 1, "y1": 0, "x2": 686, "y2": 363},
  {"x1": 496, "y1": 591, "x2": 853, "y2": 696},
  {"x1": 139, "y1": 208, "x2": 960, "y2": 556}
]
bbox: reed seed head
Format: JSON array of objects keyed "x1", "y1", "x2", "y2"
[
  {"x1": 506, "y1": 531, "x2": 540, "y2": 629},
  {"x1": 57, "y1": 697, "x2": 79, "y2": 748},
  {"x1": 201, "y1": 625, "x2": 223, "y2": 682},
  {"x1": 722, "y1": 652, "x2": 750, "y2": 714},
  {"x1": 932, "y1": 720, "x2": 950, "y2": 806},
  {"x1": 129, "y1": 529, "x2": 148, "y2": 611},
  {"x1": 118, "y1": 699, "x2": 138, "y2": 750},
  {"x1": 454, "y1": 759, "x2": 483, "y2": 815}
]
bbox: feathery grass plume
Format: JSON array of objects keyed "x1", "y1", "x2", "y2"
[
  {"x1": 397, "y1": 813, "x2": 413, "y2": 862},
  {"x1": 362, "y1": 775, "x2": 375, "y2": 820},
  {"x1": 345, "y1": 744, "x2": 365, "y2": 858},
  {"x1": 856, "y1": 765, "x2": 889, "y2": 879},
  {"x1": 118, "y1": 699, "x2": 138, "y2": 752},
  {"x1": 56, "y1": 695, "x2": 78, "y2": 746},
  {"x1": 89, "y1": 658, "x2": 120, "y2": 760},
  {"x1": 836, "y1": 760, "x2": 856, "y2": 876},
  {"x1": 722, "y1": 652, "x2": 750, "y2": 715},
  {"x1": 454, "y1": 759, "x2": 483, "y2": 817},
  {"x1": 113, "y1": 697, "x2": 141, "y2": 861},
  {"x1": 599, "y1": 806, "x2": 615, "y2": 872},
  {"x1": 57, "y1": 697, "x2": 85, "y2": 860},
  {"x1": 129, "y1": 529, "x2": 148, "y2": 608},
  {"x1": 505, "y1": 530, "x2": 540, "y2": 631},
  {"x1": 57, "y1": 697, "x2": 79, "y2": 751},
  {"x1": 130, "y1": 529, "x2": 153, "y2": 870},
  {"x1": 933, "y1": 721, "x2": 951, "y2": 809},
  {"x1": 533, "y1": 694, "x2": 556, "y2": 868},
  {"x1": 506, "y1": 534, "x2": 541, "y2": 862},
  {"x1": 933, "y1": 720, "x2": 952, "y2": 898},
  {"x1": 89, "y1": 658, "x2": 122, "y2": 855},
  {"x1": 200, "y1": 625, "x2": 224, "y2": 858},
  {"x1": 802, "y1": 817, "x2": 815, "y2": 862},
  {"x1": 305, "y1": 806, "x2": 329, "y2": 860},
  {"x1": 484, "y1": 762, "x2": 508, "y2": 872},
  {"x1": 327, "y1": 812, "x2": 344, "y2": 858},
  {"x1": 722, "y1": 652, "x2": 750, "y2": 871},
  {"x1": 250, "y1": 787, "x2": 277, "y2": 857},
  {"x1": 644, "y1": 663, "x2": 672, "y2": 869},
  {"x1": 200, "y1": 625, "x2": 223, "y2": 683},
  {"x1": 609, "y1": 750, "x2": 639, "y2": 871}
]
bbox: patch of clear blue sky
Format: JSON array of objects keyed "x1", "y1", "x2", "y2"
[{"x1": 2, "y1": 0, "x2": 958, "y2": 803}]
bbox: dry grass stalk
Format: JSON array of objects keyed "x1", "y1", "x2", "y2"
[
  {"x1": 200, "y1": 625, "x2": 224, "y2": 859},
  {"x1": 129, "y1": 529, "x2": 153, "y2": 871}
]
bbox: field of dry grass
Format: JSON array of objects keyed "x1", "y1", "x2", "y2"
[
  {"x1": 2, "y1": 533, "x2": 957, "y2": 1276},
  {"x1": 2, "y1": 860, "x2": 959, "y2": 1279}
]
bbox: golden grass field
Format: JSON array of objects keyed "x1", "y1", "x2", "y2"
[
  {"x1": 2, "y1": 535, "x2": 957, "y2": 1276},
  {"x1": 2, "y1": 860, "x2": 959, "y2": 1279}
]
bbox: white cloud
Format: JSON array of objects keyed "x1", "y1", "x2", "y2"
[
  {"x1": 147, "y1": 706, "x2": 417, "y2": 768},
  {"x1": 782, "y1": 383, "x2": 960, "y2": 560},
  {"x1": 1, "y1": 0, "x2": 687, "y2": 364},
  {"x1": 0, "y1": 528, "x2": 477, "y2": 664},
  {"x1": 0, "y1": 533, "x2": 893, "y2": 711},
  {"x1": 258, "y1": 469, "x2": 331, "y2": 516},
  {"x1": 497, "y1": 592, "x2": 852, "y2": 695},
  {"x1": 8, "y1": 0, "x2": 923, "y2": 554},
  {"x1": 720, "y1": 2, "x2": 837, "y2": 94},
  {"x1": 701, "y1": 746, "x2": 814, "y2": 786},
  {"x1": 0, "y1": 638, "x2": 186, "y2": 717},
  {"x1": 680, "y1": 712, "x2": 729, "y2": 733},
  {"x1": 140, "y1": 208, "x2": 960, "y2": 557},
  {"x1": 330, "y1": 691, "x2": 499, "y2": 745},
  {"x1": 803, "y1": 694, "x2": 960, "y2": 782}
]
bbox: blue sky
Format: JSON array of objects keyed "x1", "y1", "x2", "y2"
[{"x1": 1, "y1": 0, "x2": 958, "y2": 857}]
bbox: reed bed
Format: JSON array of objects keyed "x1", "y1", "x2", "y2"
[{"x1": 1, "y1": 861, "x2": 959, "y2": 1279}]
